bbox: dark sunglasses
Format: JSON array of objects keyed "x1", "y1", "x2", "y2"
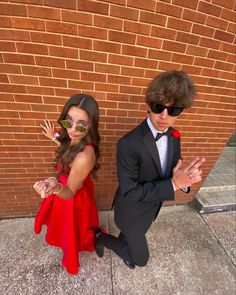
[
  {"x1": 60, "y1": 119, "x2": 88, "y2": 133},
  {"x1": 150, "y1": 102, "x2": 184, "y2": 117}
]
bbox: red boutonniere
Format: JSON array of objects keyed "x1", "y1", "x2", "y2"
[{"x1": 171, "y1": 129, "x2": 181, "y2": 138}]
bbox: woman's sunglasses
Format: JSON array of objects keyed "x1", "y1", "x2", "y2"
[
  {"x1": 150, "y1": 102, "x2": 184, "y2": 117},
  {"x1": 60, "y1": 119, "x2": 88, "y2": 133}
]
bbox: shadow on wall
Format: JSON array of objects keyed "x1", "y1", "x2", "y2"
[{"x1": 227, "y1": 130, "x2": 236, "y2": 147}]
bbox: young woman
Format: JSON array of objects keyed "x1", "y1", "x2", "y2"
[{"x1": 33, "y1": 94, "x2": 103, "y2": 275}]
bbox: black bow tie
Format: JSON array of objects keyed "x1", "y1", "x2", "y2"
[{"x1": 155, "y1": 129, "x2": 170, "y2": 141}]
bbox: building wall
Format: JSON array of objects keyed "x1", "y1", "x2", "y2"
[{"x1": 0, "y1": 0, "x2": 235, "y2": 218}]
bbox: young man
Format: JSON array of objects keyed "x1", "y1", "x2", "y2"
[{"x1": 95, "y1": 70, "x2": 205, "y2": 269}]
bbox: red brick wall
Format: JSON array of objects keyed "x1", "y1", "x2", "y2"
[{"x1": 0, "y1": 0, "x2": 235, "y2": 218}]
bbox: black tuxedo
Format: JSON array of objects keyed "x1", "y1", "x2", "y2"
[{"x1": 98, "y1": 119, "x2": 182, "y2": 266}]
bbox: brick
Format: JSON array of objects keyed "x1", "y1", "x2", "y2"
[
  {"x1": 0, "y1": 3, "x2": 27, "y2": 16},
  {"x1": 3, "y1": 53, "x2": 34, "y2": 65},
  {"x1": 39, "y1": 77, "x2": 67, "y2": 87},
  {"x1": 9, "y1": 75, "x2": 39, "y2": 85},
  {"x1": 134, "y1": 58, "x2": 158, "y2": 69},
  {"x1": 151, "y1": 27, "x2": 176, "y2": 41},
  {"x1": 181, "y1": 65, "x2": 202, "y2": 75},
  {"x1": 35, "y1": 56, "x2": 65, "y2": 68},
  {"x1": 81, "y1": 72, "x2": 106, "y2": 83},
  {"x1": 206, "y1": 16, "x2": 228, "y2": 31},
  {"x1": 198, "y1": 2, "x2": 222, "y2": 17},
  {"x1": 132, "y1": 77, "x2": 149, "y2": 87},
  {"x1": 122, "y1": 45, "x2": 147, "y2": 57},
  {"x1": 0, "y1": 74, "x2": 9, "y2": 83},
  {"x1": 68, "y1": 80, "x2": 94, "y2": 90},
  {"x1": 0, "y1": 41, "x2": 16, "y2": 52},
  {"x1": 63, "y1": 35, "x2": 92, "y2": 49},
  {"x1": 220, "y1": 42, "x2": 235, "y2": 54},
  {"x1": 0, "y1": 29, "x2": 30, "y2": 41},
  {"x1": 46, "y1": 21, "x2": 77, "y2": 35},
  {"x1": 110, "y1": 5, "x2": 139, "y2": 21},
  {"x1": 156, "y1": 2, "x2": 182, "y2": 18},
  {"x1": 62, "y1": 10, "x2": 92, "y2": 25},
  {"x1": 22, "y1": 65, "x2": 51, "y2": 77},
  {"x1": 124, "y1": 20, "x2": 151, "y2": 35},
  {"x1": 148, "y1": 49, "x2": 171, "y2": 61},
  {"x1": 0, "y1": 110, "x2": 20, "y2": 118},
  {"x1": 30, "y1": 31, "x2": 62, "y2": 45},
  {"x1": 214, "y1": 61, "x2": 234, "y2": 71},
  {"x1": 95, "y1": 63, "x2": 120, "y2": 75},
  {"x1": 167, "y1": 17, "x2": 192, "y2": 32},
  {"x1": 0, "y1": 83, "x2": 27, "y2": 94},
  {"x1": 214, "y1": 30, "x2": 235, "y2": 43},
  {"x1": 176, "y1": 32, "x2": 199, "y2": 45},
  {"x1": 0, "y1": 93, "x2": 14, "y2": 102},
  {"x1": 14, "y1": 94, "x2": 42, "y2": 104},
  {"x1": 120, "y1": 85, "x2": 142, "y2": 95},
  {"x1": 108, "y1": 75, "x2": 131, "y2": 85},
  {"x1": 16, "y1": 42, "x2": 49, "y2": 55},
  {"x1": 207, "y1": 50, "x2": 228, "y2": 61},
  {"x1": 78, "y1": 0, "x2": 109, "y2": 15},
  {"x1": 109, "y1": 30, "x2": 136, "y2": 45},
  {"x1": 28, "y1": 6, "x2": 60, "y2": 20},
  {"x1": 80, "y1": 50, "x2": 107, "y2": 62},
  {"x1": 79, "y1": 25, "x2": 107, "y2": 40},
  {"x1": 44, "y1": 0, "x2": 76, "y2": 10},
  {"x1": 12, "y1": 17, "x2": 45, "y2": 31},
  {"x1": 162, "y1": 40, "x2": 186, "y2": 53},
  {"x1": 49, "y1": 46, "x2": 78, "y2": 58},
  {"x1": 108, "y1": 54, "x2": 133, "y2": 66},
  {"x1": 95, "y1": 83, "x2": 118, "y2": 93},
  {"x1": 221, "y1": 8, "x2": 235, "y2": 21},
  {"x1": 212, "y1": 0, "x2": 235, "y2": 9},
  {"x1": 172, "y1": 0, "x2": 198, "y2": 9},
  {"x1": 94, "y1": 40, "x2": 121, "y2": 54},
  {"x1": 194, "y1": 57, "x2": 214, "y2": 68},
  {"x1": 66, "y1": 59, "x2": 93, "y2": 71},
  {"x1": 94, "y1": 15, "x2": 123, "y2": 30},
  {"x1": 2, "y1": 102, "x2": 31, "y2": 111},
  {"x1": 172, "y1": 53, "x2": 194, "y2": 65},
  {"x1": 158, "y1": 61, "x2": 181, "y2": 71},
  {"x1": 199, "y1": 37, "x2": 221, "y2": 50},
  {"x1": 127, "y1": 0, "x2": 156, "y2": 11},
  {"x1": 182, "y1": 9, "x2": 207, "y2": 24},
  {"x1": 52, "y1": 69, "x2": 80, "y2": 79},
  {"x1": 186, "y1": 45, "x2": 208, "y2": 57},
  {"x1": 0, "y1": 16, "x2": 12, "y2": 28},
  {"x1": 228, "y1": 23, "x2": 236, "y2": 34},
  {"x1": 101, "y1": 0, "x2": 125, "y2": 4},
  {"x1": 192, "y1": 24, "x2": 215, "y2": 38},
  {"x1": 137, "y1": 36, "x2": 162, "y2": 49},
  {"x1": 140, "y1": 11, "x2": 167, "y2": 26}
]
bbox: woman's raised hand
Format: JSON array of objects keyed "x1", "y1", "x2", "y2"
[{"x1": 40, "y1": 120, "x2": 55, "y2": 140}]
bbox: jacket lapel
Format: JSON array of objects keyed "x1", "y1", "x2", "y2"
[
  {"x1": 165, "y1": 132, "x2": 174, "y2": 178},
  {"x1": 141, "y1": 121, "x2": 163, "y2": 177}
]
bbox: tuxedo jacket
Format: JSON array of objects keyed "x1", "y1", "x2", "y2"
[{"x1": 114, "y1": 119, "x2": 181, "y2": 234}]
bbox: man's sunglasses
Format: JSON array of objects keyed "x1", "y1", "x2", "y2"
[
  {"x1": 60, "y1": 119, "x2": 88, "y2": 133},
  {"x1": 150, "y1": 102, "x2": 184, "y2": 117}
]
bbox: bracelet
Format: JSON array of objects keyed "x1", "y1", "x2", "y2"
[
  {"x1": 52, "y1": 137, "x2": 56, "y2": 141},
  {"x1": 53, "y1": 183, "x2": 63, "y2": 194}
]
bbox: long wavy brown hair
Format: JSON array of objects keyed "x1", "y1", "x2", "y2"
[{"x1": 55, "y1": 94, "x2": 100, "y2": 178}]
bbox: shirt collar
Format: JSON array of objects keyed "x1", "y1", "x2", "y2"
[{"x1": 147, "y1": 117, "x2": 169, "y2": 138}]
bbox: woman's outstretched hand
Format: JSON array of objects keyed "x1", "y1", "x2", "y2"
[{"x1": 40, "y1": 120, "x2": 55, "y2": 140}]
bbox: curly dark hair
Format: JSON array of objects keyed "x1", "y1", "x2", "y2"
[
  {"x1": 145, "y1": 70, "x2": 196, "y2": 108},
  {"x1": 55, "y1": 94, "x2": 100, "y2": 179}
]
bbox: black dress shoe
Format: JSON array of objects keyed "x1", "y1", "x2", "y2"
[
  {"x1": 123, "y1": 260, "x2": 135, "y2": 269},
  {"x1": 94, "y1": 228, "x2": 104, "y2": 258}
]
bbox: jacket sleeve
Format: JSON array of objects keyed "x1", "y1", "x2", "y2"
[{"x1": 116, "y1": 138, "x2": 175, "y2": 203}]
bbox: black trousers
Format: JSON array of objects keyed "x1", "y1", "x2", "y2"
[{"x1": 97, "y1": 231, "x2": 149, "y2": 267}]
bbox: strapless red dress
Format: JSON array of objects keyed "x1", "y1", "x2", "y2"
[{"x1": 34, "y1": 162, "x2": 99, "y2": 275}]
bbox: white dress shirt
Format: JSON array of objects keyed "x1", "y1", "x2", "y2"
[
  {"x1": 147, "y1": 117, "x2": 168, "y2": 175},
  {"x1": 147, "y1": 117, "x2": 176, "y2": 191}
]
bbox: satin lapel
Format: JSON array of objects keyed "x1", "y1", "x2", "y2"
[
  {"x1": 165, "y1": 134, "x2": 174, "y2": 178},
  {"x1": 142, "y1": 131, "x2": 163, "y2": 177}
]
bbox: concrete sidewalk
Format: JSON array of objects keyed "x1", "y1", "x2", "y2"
[{"x1": 0, "y1": 205, "x2": 235, "y2": 295}]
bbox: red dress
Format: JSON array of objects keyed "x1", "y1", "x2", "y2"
[{"x1": 34, "y1": 157, "x2": 99, "y2": 275}]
